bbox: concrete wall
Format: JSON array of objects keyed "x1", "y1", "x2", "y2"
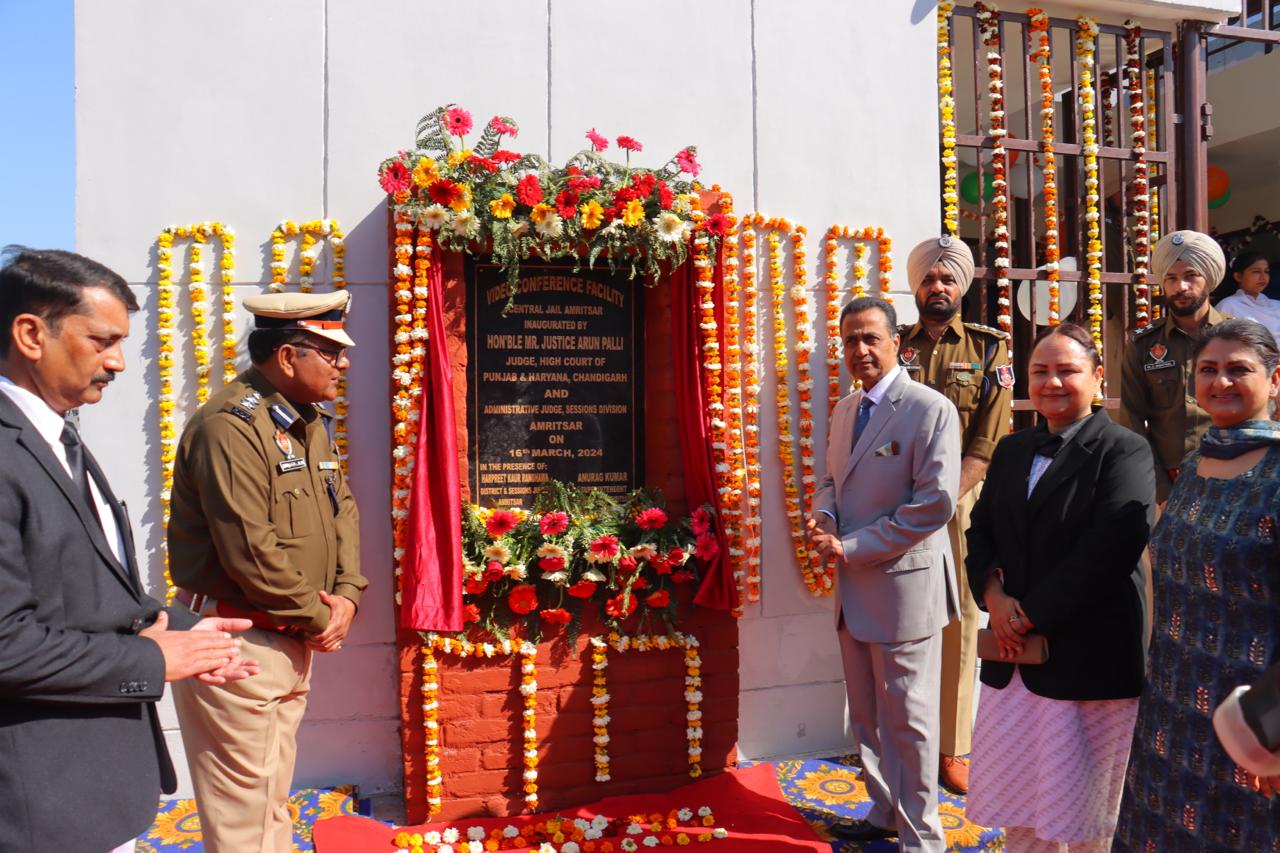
[{"x1": 73, "y1": 0, "x2": 1236, "y2": 800}]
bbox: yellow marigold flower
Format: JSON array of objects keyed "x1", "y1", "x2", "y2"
[
  {"x1": 621, "y1": 199, "x2": 645, "y2": 227},
  {"x1": 450, "y1": 183, "x2": 473, "y2": 212},
  {"x1": 412, "y1": 157, "x2": 440, "y2": 188},
  {"x1": 530, "y1": 203, "x2": 553, "y2": 224},
  {"x1": 447, "y1": 149, "x2": 473, "y2": 167},
  {"x1": 489, "y1": 193, "x2": 516, "y2": 220},
  {"x1": 580, "y1": 200, "x2": 605, "y2": 229}
]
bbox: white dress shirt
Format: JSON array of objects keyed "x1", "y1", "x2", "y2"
[{"x1": 0, "y1": 376, "x2": 126, "y2": 566}]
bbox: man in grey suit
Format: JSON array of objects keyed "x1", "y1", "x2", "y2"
[
  {"x1": 0, "y1": 247, "x2": 257, "y2": 853},
  {"x1": 808, "y1": 295, "x2": 961, "y2": 851}
]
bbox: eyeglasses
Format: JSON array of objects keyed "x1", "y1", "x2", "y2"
[{"x1": 293, "y1": 343, "x2": 348, "y2": 366}]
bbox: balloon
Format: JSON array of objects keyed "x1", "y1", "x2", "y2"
[
  {"x1": 1208, "y1": 187, "x2": 1231, "y2": 209},
  {"x1": 1207, "y1": 165, "x2": 1230, "y2": 200},
  {"x1": 960, "y1": 171, "x2": 995, "y2": 205}
]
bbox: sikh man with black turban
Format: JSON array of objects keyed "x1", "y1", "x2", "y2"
[
  {"x1": 1117, "y1": 229, "x2": 1228, "y2": 504},
  {"x1": 897, "y1": 236, "x2": 1014, "y2": 795}
]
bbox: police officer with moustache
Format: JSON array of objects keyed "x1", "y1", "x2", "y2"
[
  {"x1": 1117, "y1": 230, "x2": 1227, "y2": 504},
  {"x1": 169, "y1": 291, "x2": 367, "y2": 853},
  {"x1": 897, "y1": 237, "x2": 1013, "y2": 796}
]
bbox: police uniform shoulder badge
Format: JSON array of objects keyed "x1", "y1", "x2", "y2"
[
  {"x1": 995, "y1": 363, "x2": 1016, "y2": 389},
  {"x1": 899, "y1": 346, "x2": 921, "y2": 370},
  {"x1": 1144, "y1": 342, "x2": 1176, "y2": 372},
  {"x1": 222, "y1": 390, "x2": 261, "y2": 424},
  {"x1": 963, "y1": 321, "x2": 1010, "y2": 340},
  {"x1": 1132, "y1": 323, "x2": 1160, "y2": 338}
]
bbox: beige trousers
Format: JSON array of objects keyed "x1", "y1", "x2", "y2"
[
  {"x1": 173, "y1": 626, "x2": 312, "y2": 853},
  {"x1": 939, "y1": 483, "x2": 980, "y2": 756}
]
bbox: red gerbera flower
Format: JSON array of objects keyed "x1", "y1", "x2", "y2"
[
  {"x1": 694, "y1": 532, "x2": 720, "y2": 561},
  {"x1": 539, "y1": 511, "x2": 569, "y2": 536},
  {"x1": 690, "y1": 507, "x2": 712, "y2": 537},
  {"x1": 468, "y1": 156, "x2": 500, "y2": 173},
  {"x1": 445, "y1": 106, "x2": 473, "y2": 137},
  {"x1": 645, "y1": 589, "x2": 670, "y2": 609},
  {"x1": 539, "y1": 608, "x2": 572, "y2": 626},
  {"x1": 618, "y1": 555, "x2": 639, "y2": 575},
  {"x1": 463, "y1": 602, "x2": 481, "y2": 624},
  {"x1": 568, "y1": 580, "x2": 598, "y2": 599},
  {"x1": 516, "y1": 173, "x2": 544, "y2": 207},
  {"x1": 635, "y1": 507, "x2": 668, "y2": 530},
  {"x1": 485, "y1": 509, "x2": 519, "y2": 537},
  {"x1": 589, "y1": 535, "x2": 620, "y2": 561},
  {"x1": 508, "y1": 583, "x2": 539, "y2": 615},
  {"x1": 703, "y1": 213, "x2": 731, "y2": 236},
  {"x1": 464, "y1": 576, "x2": 489, "y2": 595},
  {"x1": 379, "y1": 161, "x2": 411, "y2": 195},
  {"x1": 630, "y1": 576, "x2": 650, "y2": 591},
  {"x1": 605, "y1": 593, "x2": 637, "y2": 619},
  {"x1": 484, "y1": 560, "x2": 505, "y2": 582},
  {"x1": 586, "y1": 128, "x2": 609, "y2": 152},
  {"x1": 652, "y1": 557, "x2": 672, "y2": 576},
  {"x1": 668, "y1": 547, "x2": 686, "y2": 565},
  {"x1": 428, "y1": 179, "x2": 462, "y2": 207},
  {"x1": 657, "y1": 181, "x2": 674, "y2": 209},
  {"x1": 616, "y1": 135, "x2": 643, "y2": 152},
  {"x1": 555, "y1": 189, "x2": 579, "y2": 220},
  {"x1": 491, "y1": 150, "x2": 522, "y2": 164},
  {"x1": 538, "y1": 556, "x2": 566, "y2": 573},
  {"x1": 672, "y1": 569, "x2": 695, "y2": 584}
]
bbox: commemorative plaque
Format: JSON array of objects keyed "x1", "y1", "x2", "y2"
[{"x1": 467, "y1": 261, "x2": 644, "y2": 507}]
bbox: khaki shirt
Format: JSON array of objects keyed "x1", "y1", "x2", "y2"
[
  {"x1": 898, "y1": 313, "x2": 1013, "y2": 461},
  {"x1": 168, "y1": 368, "x2": 365, "y2": 633},
  {"x1": 1116, "y1": 307, "x2": 1223, "y2": 501}
]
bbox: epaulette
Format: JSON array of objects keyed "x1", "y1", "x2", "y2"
[
  {"x1": 963, "y1": 321, "x2": 1010, "y2": 340},
  {"x1": 1132, "y1": 323, "x2": 1161, "y2": 337},
  {"x1": 221, "y1": 390, "x2": 262, "y2": 425},
  {"x1": 268, "y1": 403, "x2": 298, "y2": 431}
]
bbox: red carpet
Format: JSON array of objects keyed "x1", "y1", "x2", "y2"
[{"x1": 315, "y1": 764, "x2": 828, "y2": 852}]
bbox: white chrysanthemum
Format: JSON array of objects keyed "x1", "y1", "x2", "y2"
[
  {"x1": 452, "y1": 211, "x2": 478, "y2": 237},
  {"x1": 420, "y1": 204, "x2": 449, "y2": 230},
  {"x1": 484, "y1": 543, "x2": 510, "y2": 563},
  {"x1": 534, "y1": 213, "x2": 564, "y2": 239},
  {"x1": 654, "y1": 212, "x2": 687, "y2": 242}
]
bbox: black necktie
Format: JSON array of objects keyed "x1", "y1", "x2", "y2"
[
  {"x1": 60, "y1": 419, "x2": 100, "y2": 521},
  {"x1": 853, "y1": 397, "x2": 873, "y2": 447},
  {"x1": 1032, "y1": 426, "x2": 1065, "y2": 458}
]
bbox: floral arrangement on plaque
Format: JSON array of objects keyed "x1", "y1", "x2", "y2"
[
  {"x1": 377, "y1": 105, "x2": 712, "y2": 296},
  {"x1": 458, "y1": 482, "x2": 720, "y2": 640}
]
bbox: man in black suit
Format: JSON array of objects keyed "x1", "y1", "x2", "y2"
[{"x1": 0, "y1": 247, "x2": 258, "y2": 853}]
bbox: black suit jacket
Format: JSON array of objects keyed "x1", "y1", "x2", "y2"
[
  {"x1": 0, "y1": 392, "x2": 190, "y2": 852},
  {"x1": 966, "y1": 409, "x2": 1155, "y2": 701}
]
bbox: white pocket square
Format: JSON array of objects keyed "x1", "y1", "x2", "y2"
[{"x1": 873, "y1": 442, "x2": 899, "y2": 457}]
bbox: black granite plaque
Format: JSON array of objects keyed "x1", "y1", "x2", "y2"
[{"x1": 467, "y1": 261, "x2": 643, "y2": 507}]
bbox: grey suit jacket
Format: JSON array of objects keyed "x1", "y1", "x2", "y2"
[
  {"x1": 0, "y1": 392, "x2": 185, "y2": 852},
  {"x1": 813, "y1": 369, "x2": 961, "y2": 644}
]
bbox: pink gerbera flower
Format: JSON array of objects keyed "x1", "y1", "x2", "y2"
[
  {"x1": 675, "y1": 147, "x2": 701, "y2": 177},
  {"x1": 445, "y1": 106, "x2": 473, "y2": 137},
  {"x1": 690, "y1": 507, "x2": 712, "y2": 536},
  {"x1": 694, "y1": 532, "x2": 720, "y2": 561},
  {"x1": 539, "y1": 511, "x2": 569, "y2": 536},
  {"x1": 484, "y1": 509, "x2": 519, "y2": 537},
  {"x1": 588, "y1": 534, "x2": 620, "y2": 562},
  {"x1": 489, "y1": 116, "x2": 519, "y2": 137},
  {"x1": 635, "y1": 507, "x2": 669, "y2": 531},
  {"x1": 378, "y1": 161, "x2": 411, "y2": 195},
  {"x1": 616, "y1": 135, "x2": 643, "y2": 153},
  {"x1": 586, "y1": 128, "x2": 609, "y2": 152}
]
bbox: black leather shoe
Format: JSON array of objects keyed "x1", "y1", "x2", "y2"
[{"x1": 828, "y1": 819, "x2": 898, "y2": 842}]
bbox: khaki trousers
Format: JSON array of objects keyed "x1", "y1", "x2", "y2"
[
  {"x1": 939, "y1": 483, "x2": 980, "y2": 756},
  {"x1": 173, "y1": 626, "x2": 312, "y2": 853}
]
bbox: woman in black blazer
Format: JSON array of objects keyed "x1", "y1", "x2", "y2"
[{"x1": 962, "y1": 323, "x2": 1155, "y2": 851}]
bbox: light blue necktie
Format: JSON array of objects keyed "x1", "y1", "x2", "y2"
[{"x1": 853, "y1": 396, "x2": 873, "y2": 448}]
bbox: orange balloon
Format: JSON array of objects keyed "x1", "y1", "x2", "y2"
[{"x1": 1207, "y1": 165, "x2": 1230, "y2": 200}]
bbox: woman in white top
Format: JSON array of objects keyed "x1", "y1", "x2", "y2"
[{"x1": 1216, "y1": 251, "x2": 1280, "y2": 336}]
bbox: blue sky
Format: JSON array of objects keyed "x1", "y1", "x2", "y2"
[{"x1": 0, "y1": 0, "x2": 74, "y2": 251}]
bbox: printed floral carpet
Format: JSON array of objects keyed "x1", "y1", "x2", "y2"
[
  {"x1": 770, "y1": 755, "x2": 1004, "y2": 851},
  {"x1": 139, "y1": 786, "x2": 357, "y2": 852}
]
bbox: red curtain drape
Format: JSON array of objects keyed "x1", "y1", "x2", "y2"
[
  {"x1": 401, "y1": 251, "x2": 465, "y2": 631},
  {"x1": 670, "y1": 252, "x2": 736, "y2": 610}
]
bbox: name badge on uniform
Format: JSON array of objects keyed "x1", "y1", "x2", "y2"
[
  {"x1": 1144, "y1": 343, "x2": 1176, "y2": 372},
  {"x1": 278, "y1": 457, "x2": 308, "y2": 473}
]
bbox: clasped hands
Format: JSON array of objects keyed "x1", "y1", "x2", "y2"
[
  {"x1": 141, "y1": 611, "x2": 260, "y2": 685},
  {"x1": 982, "y1": 573, "x2": 1035, "y2": 659},
  {"x1": 805, "y1": 513, "x2": 844, "y2": 560},
  {"x1": 304, "y1": 590, "x2": 355, "y2": 653}
]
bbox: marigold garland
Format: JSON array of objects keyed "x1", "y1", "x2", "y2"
[
  {"x1": 1030, "y1": 9, "x2": 1061, "y2": 325},
  {"x1": 1076, "y1": 16, "x2": 1105, "y2": 356},
  {"x1": 938, "y1": 0, "x2": 959, "y2": 236},
  {"x1": 736, "y1": 221, "x2": 764, "y2": 603},
  {"x1": 589, "y1": 637, "x2": 611, "y2": 782},
  {"x1": 154, "y1": 221, "x2": 237, "y2": 599},
  {"x1": 819, "y1": 226, "x2": 892, "y2": 416},
  {"x1": 603, "y1": 632, "x2": 704, "y2": 779},
  {"x1": 270, "y1": 219, "x2": 351, "y2": 467},
  {"x1": 976, "y1": 2, "x2": 1012, "y2": 337},
  {"x1": 421, "y1": 640, "x2": 443, "y2": 814},
  {"x1": 519, "y1": 642, "x2": 540, "y2": 810},
  {"x1": 1125, "y1": 19, "x2": 1152, "y2": 328}
]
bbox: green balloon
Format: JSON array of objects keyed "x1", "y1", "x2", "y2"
[
  {"x1": 1208, "y1": 187, "x2": 1231, "y2": 209},
  {"x1": 960, "y1": 171, "x2": 995, "y2": 205}
]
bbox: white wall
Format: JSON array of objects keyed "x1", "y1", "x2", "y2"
[{"x1": 73, "y1": 0, "x2": 1235, "y2": 799}]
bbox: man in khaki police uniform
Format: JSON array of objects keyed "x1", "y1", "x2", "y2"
[
  {"x1": 170, "y1": 290, "x2": 367, "y2": 853},
  {"x1": 1117, "y1": 230, "x2": 1227, "y2": 504},
  {"x1": 898, "y1": 236, "x2": 1013, "y2": 795}
]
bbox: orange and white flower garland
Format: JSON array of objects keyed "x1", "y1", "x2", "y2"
[
  {"x1": 819, "y1": 226, "x2": 893, "y2": 412},
  {"x1": 602, "y1": 632, "x2": 704, "y2": 779},
  {"x1": 154, "y1": 222, "x2": 237, "y2": 598},
  {"x1": 1030, "y1": 9, "x2": 1061, "y2": 325},
  {"x1": 1077, "y1": 16, "x2": 1104, "y2": 355},
  {"x1": 271, "y1": 219, "x2": 351, "y2": 466},
  {"x1": 1125, "y1": 19, "x2": 1152, "y2": 328},
  {"x1": 938, "y1": 0, "x2": 959, "y2": 236},
  {"x1": 589, "y1": 637, "x2": 610, "y2": 782},
  {"x1": 977, "y1": 2, "x2": 1012, "y2": 336},
  {"x1": 788, "y1": 225, "x2": 823, "y2": 587},
  {"x1": 519, "y1": 642, "x2": 540, "y2": 810},
  {"x1": 737, "y1": 221, "x2": 764, "y2": 605},
  {"x1": 421, "y1": 640, "x2": 443, "y2": 814},
  {"x1": 713, "y1": 196, "x2": 751, "y2": 609}
]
